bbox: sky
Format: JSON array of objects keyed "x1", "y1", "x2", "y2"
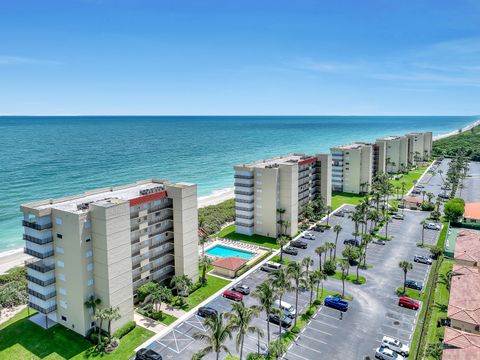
[{"x1": 1, "y1": 0, "x2": 479, "y2": 116}]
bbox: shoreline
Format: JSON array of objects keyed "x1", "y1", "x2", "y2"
[{"x1": 1, "y1": 118, "x2": 478, "y2": 273}]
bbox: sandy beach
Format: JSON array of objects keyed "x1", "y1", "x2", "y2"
[{"x1": 1, "y1": 118, "x2": 478, "y2": 274}]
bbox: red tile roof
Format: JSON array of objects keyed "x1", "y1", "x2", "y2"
[
  {"x1": 403, "y1": 196, "x2": 422, "y2": 204},
  {"x1": 212, "y1": 257, "x2": 247, "y2": 271},
  {"x1": 455, "y1": 229, "x2": 480, "y2": 265},
  {"x1": 465, "y1": 202, "x2": 480, "y2": 221},
  {"x1": 443, "y1": 327, "x2": 480, "y2": 360},
  {"x1": 448, "y1": 264, "x2": 480, "y2": 327}
]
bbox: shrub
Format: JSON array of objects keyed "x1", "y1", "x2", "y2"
[
  {"x1": 444, "y1": 198, "x2": 465, "y2": 223},
  {"x1": 246, "y1": 354, "x2": 266, "y2": 360},
  {"x1": 323, "y1": 259, "x2": 337, "y2": 275},
  {"x1": 189, "y1": 281, "x2": 203, "y2": 294},
  {"x1": 198, "y1": 198, "x2": 235, "y2": 234},
  {"x1": 0, "y1": 280, "x2": 27, "y2": 308},
  {"x1": 137, "y1": 281, "x2": 159, "y2": 302},
  {"x1": 421, "y1": 202, "x2": 435, "y2": 211},
  {"x1": 113, "y1": 321, "x2": 136, "y2": 339},
  {"x1": 313, "y1": 299, "x2": 322, "y2": 306},
  {"x1": 291, "y1": 326, "x2": 301, "y2": 334}
]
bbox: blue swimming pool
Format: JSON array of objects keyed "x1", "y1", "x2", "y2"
[{"x1": 206, "y1": 245, "x2": 255, "y2": 260}]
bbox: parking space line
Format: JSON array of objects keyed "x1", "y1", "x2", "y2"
[
  {"x1": 283, "y1": 351, "x2": 310, "y2": 360},
  {"x1": 298, "y1": 332, "x2": 328, "y2": 345},
  {"x1": 381, "y1": 323, "x2": 413, "y2": 335},
  {"x1": 303, "y1": 325, "x2": 332, "y2": 336},
  {"x1": 317, "y1": 312, "x2": 341, "y2": 321},
  {"x1": 309, "y1": 317, "x2": 338, "y2": 328},
  {"x1": 293, "y1": 342, "x2": 323, "y2": 355}
]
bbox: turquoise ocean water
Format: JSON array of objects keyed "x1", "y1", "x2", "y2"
[{"x1": 0, "y1": 116, "x2": 475, "y2": 252}]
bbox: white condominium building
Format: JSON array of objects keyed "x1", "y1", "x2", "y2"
[
  {"x1": 21, "y1": 179, "x2": 198, "y2": 337},
  {"x1": 406, "y1": 132, "x2": 433, "y2": 164},
  {"x1": 234, "y1": 153, "x2": 332, "y2": 238},
  {"x1": 376, "y1": 135, "x2": 409, "y2": 173},
  {"x1": 331, "y1": 142, "x2": 373, "y2": 194}
]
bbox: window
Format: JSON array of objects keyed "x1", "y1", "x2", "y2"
[
  {"x1": 154, "y1": 200, "x2": 161, "y2": 206},
  {"x1": 85, "y1": 236, "x2": 91, "y2": 243},
  {"x1": 56, "y1": 233, "x2": 63, "y2": 239},
  {"x1": 85, "y1": 250, "x2": 93, "y2": 258},
  {"x1": 256, "y1": 196, "x2": 262, "y2": 201},
  {"x1": 55, "y1": 217, "x2": 63, "y2": 225},
  {"x1": 87, "y1": 278, "x2": 94, "y2": 286},
  {"x1": 57, "y1": 260, "x2": 65, "y2": 268},
  {"x1": 84, "y1": 221, "x2": 91, "y2": 229},
  {"x1": 256, "y1": 204, "x2": 262, "y2": 209},
  {"x1": 55, "y1": 246, "x2": 64, "y2": 254},
  {"x1": 256, "y1": 180, "x2": 262, "y2": 185},
  {"x1": 59, "y1": 287, "x2": 66, "y2": 295},
  {"x1": 256, "y1": 220, "x2": 263, "y2": 225},
  {"x1": 58, "y1": 273, "x2": 65, "y2": 281},
  {"x1": 256, "y1": 189, "x2": 262, "y2": 193},
  {"x1": 59, "y1": 300, "x2": 67, "y2": 309},
  {"x1": 155, "y1": 211, "x2": 160, "y2": 216},
  {"x1": 61, "y1": 316, "x2": 67, "y2": 322},
  {"x1": 256, "y1": 172, "x2": 262, "y2": 177},
  {"x1": 87, "y1": 263, "x2": 94, "y2": 272}
]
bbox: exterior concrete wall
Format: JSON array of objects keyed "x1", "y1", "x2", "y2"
[
  {"x1": 279, "y1": 164, "x2": 298, "y2": 238},
  {"x1": 360, "y1": 145, "x2": 373, "y2": 193},
  {"x1": 316, "y1": 154, "x2": 332, "y2": 206},
  {"x1": 450, "y1": 318, "x2": 480, "y2": 334},
  {"x1": 254, "y1": 167, "x2": 279, "y2": 238}
]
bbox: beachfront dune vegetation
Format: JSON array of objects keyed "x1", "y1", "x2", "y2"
[
  {"x1": 432, "y1": 125, "x2": 480, "y2": 160},
  {"x1": 198, "y1": 198, "x2": 235, "y2": 235},
  {"x1": 0, "y1": 266, "x2": 27, "y2": 310}
]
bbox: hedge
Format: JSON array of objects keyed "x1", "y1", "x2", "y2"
[
  {"x1": 113, "y1": 321, "x2": 136, "y2": 339},
  {"x1": 235, "y1": 251, "x2": 272, "y2": 277}
]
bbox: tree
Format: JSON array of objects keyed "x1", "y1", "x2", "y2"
[
  {"x1": 420, "y1": 219, "x2": 427, "y2": 247},
  {"x1": 429, "y1": 246, "x2": 443, "y2": 260},
  {"x1": 253, "y1": 282, "x2": 275, "y2": 345},
  {"x1": 313, "y1": 268, "x2": 327, "y2": 299},
  {"x1": 227, "y1": 302, "x2": 261, "y2": 360},
  {"x1": 105, "y1": 306, "x2": 121, "y2": 342},
  {"x1": 150, "y1": 285, "x2": 172, "y2": 312},
  {"x1": 269, "y1": 268, "x2": 291, "y2": 337},
  {"x1": 276, "y1": 236, "x2": 289, "y2": 263},
  {"x1": 425, "y1": 342, "x2": 443, "y2": 360},
  {"x1": 444, "y1": 198, "x2": 465, "y2": 223},
  {"x1": 349, "y1": 211, "x2": 363, "y2": 241},
  {"x1": 333, "y1": 224, "x2": 343, "y2": 259},
  {"x1": 199, "y1": 256, "x2": 213, "y2": 284},
  {"x1": 302, "y1": 257, "x2": 314, "y2": 279},
  {"x1": 325, "y1": 206, "x2": 333, "y2": 226},
  {"x1": 171, "y1": 275, "x2": 193, "y2": 305},
  {"x1": 384, "y1": 213, "x2": 391, "y2": 239},
  {"x1": 308, "y1": 271, "x2": 320, "y2": 305},
  {"x1": 361, "y1": 234, "x2": 373, "y2": 267},
  {"x1": 287, "y1": 261, "x2": 303, "y2": 327},
  {"x1": 84, "y1": 295, "x2": 101, "y2": 317},
  {"x1": 193, "y1": 313, "x2": 233, "y2": 360},
  {"x1": 315, "y1": 245, "x2": 325, "y2": 271},
  {"x1": 339, "y1": 260, "x2": 350, "y2": 298},
  {"x1": 399, "y1": 261, "x2": 413, "y2": 294},
  {"x1": 342, "y1": 245, "x2": 361, "y2": 267},
  {"x1": 93, "y1": 308, "x2": 108, "y2": 345},
  {"x1": 268, "y1": 339, "x2": 288, "y2": 360}
]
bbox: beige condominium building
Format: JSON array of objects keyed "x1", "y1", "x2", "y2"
[
  {"x1": 21, "y1": 179, "x2": 198, "y2": 337},
  {"x1": 406, "y1": 132, "x2": 433, "y2": 164},
  {"x1": 331, "y1": 142, "x2": 373, "y2": 194},
  {"x1": 375, "y1": 135, "x2": 409, "y2": 173},
  {"x1": 234, "y1": 153, "x2": 331, "y2": 238}
]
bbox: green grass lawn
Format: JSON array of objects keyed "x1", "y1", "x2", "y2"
[
  {"x1": 331, "y1": 192, "x2": 364, "y2": 210},
  {"x1": 157, "y1": 313, "x2": 177, "y2": 326},
  {"x1": 330, "y1": 270, "x2": 367, "y2": 284},
  {"x1": 396, "y1": 286, "x2": 424, "y2": 300},
  {"x1": 217, "y1": 224, "x2": 279, "y2": 249},
  {"x1": 0, "y1": 308, "x2": 154, "y2": 360},
  {"x1": 185, "y1": 275, "x2": 231, "y2": 310},
  {"x1": 390, "y1": 165, "x2": 429, "y2": 191}
]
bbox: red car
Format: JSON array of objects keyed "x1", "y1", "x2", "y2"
[
  {"x1": 223, "y1": 289, "x2": 243, "y2": 301},
  {"x1": 398, "y1": 297, "x2": 419, "y2": 310}
]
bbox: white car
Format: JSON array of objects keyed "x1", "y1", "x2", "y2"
[
  {"x1": 424, "y1": 222, "x2": 440, "y2": 230},
  {"x1": 302, "y1": 232, "x2": 315, "y2": 240},
  {"x1": 381, "y1": 336, "x2": 410, "y2": 357},
  {"x1": 375, "y1": 346, "x2": 405, "y2": 360}
]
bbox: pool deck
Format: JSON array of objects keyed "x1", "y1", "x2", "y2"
[{"x1": 202, "y1": 239, "x2": 267, "y2": 270}]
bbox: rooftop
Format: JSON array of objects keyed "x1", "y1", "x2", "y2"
[
  {"x1": 377, "y1": 135, "x2": 404, "y2": 141},
  {"x1": 454, "y1": 229, "x2": 480, "y2": 265},
  {"x1": 21, "y1": 179, "x2": 170, "y2": 213},
  {"x1": 238, "y1": 153, "x2": 316, "y2": 168},
  {"x1": 212, "y1": 257, "x2": 248, "y2": 271},
  {"x1": 464, "y1": 202, "x2": 480, "y2": 221},
  {"x1": 448, "y1": 263, "x2": 480, "y2": 327},
  {"x1": 331, "y1": 142, "x2": 371, "y2": 150},
  {"x1": 443, "y1": 327, "x2": 480, "y2": 360}
]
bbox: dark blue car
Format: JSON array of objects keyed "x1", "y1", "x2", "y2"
[{"x1": 324, "y1": 296, "x2": 349, "y2": 311}]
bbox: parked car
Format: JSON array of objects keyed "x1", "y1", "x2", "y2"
[
  {"x1": 334, "y1": 211, "x2": 345, "y2": 217},
  {"x1": 268, "y1": 313, "x2": 292, "y2": 328},
  {"x1": 424, "y1": 222, "x2": 440, "y2": 230},
  {"x1": 313, "y1": 225, "x2": 325, "y2": 232},
  {"x1": 260, "y1": 261, "x2": 281, "y2": 273},
  {"x1": 398, "y1": 297, "x2": 419, "y2": 310},
  {"x1": 135, "y1": 348, "x2": 162, "y2": 360},
  {"x1": 324, "y1": 296, "x2": 349, "y2": 311},
  {"x1": 373, "y1": 239, "x2": 386, "y2": 245},
  {"x1": 302, "y1": 232, "x2": 315, "y2": 240},
  {"x1": 438, "y1": 192, "x2": 450, "y2": 199},
  {"x1": 290, "y1": 240, "x2": 308, "y2": 249},
  {"x1": 274, "y1": 300, "x2": 296, "y2": 318},
  {"x1": 416, "y1": 184, "x2": 425, "y2": 189},
  {"x1": 381, "y1": 336, "x2": 410, "y2": 357},
  {"x1": 405, "y1": 280, "x2": 423, "y2": 290},
  {"x1": 223, "y1": 289, "x2": 243, "y2": 301},
  {"x1": 232, "y1": 284, "x2": 250, "y2": 295},
  {"x1": 392, "y1": 214, "x2": 404, "y2": 220},
  {"x1": 375, "y1": 346, "x2": 405, "y2": 360},
  {"x1": 343, "y1": 239, "x2": 360, "y2": 247},
  {"x1": 411, "y1": 189, "x2": 421, "y2": 195},
  {"x1": 283, "y1": 246, "x2": 298, "y2": 256},
  {"x1": 197, "y1": 306, "x2": 218, "y2": 318},
  {"x1": 414, "y1": 255, "x2": 432, "y2": 265}
]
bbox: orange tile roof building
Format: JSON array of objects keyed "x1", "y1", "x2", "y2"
[
  {"x1": 212, "y1": 257, "x2": 247, "y2": 278},
  {"x1": 443, "y1": 327, "x2": 480, "y2": 360},
  {"x1": 464, "y1": 202, "x2": 480, "y2": 223},
  {"x1": 454, "y1": 229, "x2": 480, "y2": 267}
]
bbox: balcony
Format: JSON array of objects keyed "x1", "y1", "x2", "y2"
[
  {"x1": 148, "y1": 213, "x2": 173, "y2": 226},
  {"x1": 150, "y1": 248, "x2": 174, "y2": 262},
  {"x1": 234, "y1": 190, "x2": 254, "y2": 196},
  {"x1": 28, "y1": 301, "x2": 57, "y2": 314},
  {"x1": 151, "y1": 260, "x2": 175, "y2": 274},
  {"x1": 236, "y1": 198, "x2": 254, "y2": 204},
  {"x1": 234, "y1": 182, "x2": 253, "y2": 188},
  {"x1": 150, "y1": 238, "x2": 174, "y2": 251},
  {"x1": 234, "y1": 174, "x2": 254, "y2": 180},
  {"x1": 24, "y1": 248, "x2": 54, "y2": 259},
  {"x1": 23, "y1": 234, "x2": 53, "y2": 245},
  {"x1": 25, "y1": 259, "x2": 55, "y2": 273},
  {"x1": 149, "y1": 226, "x2": 174, "y2": 238},
  {"x1": 235, "y1": 206, "x2": 253, "y2": 211},
  {"x1": 28, "y1": 288, "x2": 56, "y2": 301},
  {"x1": 22, "y1": 220, "x2": 52, "y2": 231},
  {"x1": 236, "y1": 214, "x2": 254, "y2": 220},
  {"x1": 26, "y1": 275, "x2": 56, "y2": 287},
  {"x1": 235, "y1": 221, "x2": 254, "y2": 228}
]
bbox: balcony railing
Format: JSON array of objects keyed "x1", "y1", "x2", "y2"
[
  {"x1": 133, "y1": 275, "x2": 141, "y2": 282},
  {"x1": 234, "y1": 182, "x2": 253, "y2": 188},
  {"x1": 24, "y1": 248, "x2": 54, "y2": 259},
  {"x1": 235, "y1": 206, "x2": 253, "y2": 211},
  {"x1": 132, "y1": 249, "x2": 141, "y2": 257},
  {"x1": 25, "y1": 259, "x2": 55, "y2": 273},
  {"x1": 28, "y1": 301, "x2": 57, "y2": 314},
  {"x1": 236, "y1": 214, "x2": 254, "y2": 220},
  {"x1": 150, "y1": 248, "x2": 174, "y2": 262},
  {"x1": 26, "y1": 275, "x2": 56, "y2": 287},
  {"x1": 149, "y1": 214, "x2": 173, "y2": 226},
  {"x1": 22, "y1": 220, "x2": 52, "y2": 231},
  {"x1": 150, "y1": 238, "x2": 174, "y2": 251},
  {"x1": 236, "y1": 199, "x2": 254, "y2": 204},
  {"x1": 234, "y1": 174, "x2": 254, "y2": 180},
  {"x1": 234, "y1": 190, "x2": 254, "y2": 196},
  {"x1": 151, "y1": 261, "x2": 175, "y2": 274},
  {"x1": 149, "y1": 226, "x2": 174, "y2": 238},
  {"x1": 235, "y1": 221, "x2": 254, "y2": 228},
  {"x1": 23, "y1": 234, "x2": 53, "y2": 245},
  {"x1": 28, "y1": 288, "x2": 56, "y2": 301},
  {"x1": 132, "y1": 263, "x2": 141, "y2": 270}
]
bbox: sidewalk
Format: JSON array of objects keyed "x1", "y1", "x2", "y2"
[{"x1": 134, "y1": 313, "x2": 166, "y2": 334}]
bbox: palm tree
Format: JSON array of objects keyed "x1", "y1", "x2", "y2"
[
  {"x1": 287, "y1": 261, "x2": 302, "y2": 327},
  {"x1": 193, "y1": 313, "x2": 233, "y2": 360},
  {"x1": 325, "y1": 205, "x2": 332, "y2": 226},
  {"x1": 399, "y1": 261, "x2": 413, "y2": 294},
  {"x1": 171, "y1": 275, "x2": 192, "y2": 304},
  {"x1": 268, "y1": 339, "x2": 288, "y2": 360},
  {"x1": 105, "y1": 306, "x2": 121, "y2": 342},
  {"x1": 302, "y1": 257, "x2": 314, "y2": 278},
  {"x1": 253, "y1": 282, "x2": 275, "y2": 345},
  {"x1": 93, "y1": 308, "x2": 108, "y2": 345},
  {"x1": 315, "y1": 268, "x2": 328, "y2": 299},
  {"x1": 339, "y1": 260, "x2": 350, "y2": 298},
  {"x1": 308, "y1": 271, "x2": 320, "y2": 305},
  {"x1": 315, "y1": 245, "x2": 325, "y2": 271},
  {"x1": 276, "y1": 236, "x2": 289, "y2": 263},
  {"x1": 426, "y1": 192, "x2": 435, "y2": 203},
  {"x1": 420, "y1": 219, "x2": 426, "y2": 247},
  {"x1": 333, "y1": 224, "x2": 343, "y2": 259},
  {"x1": 199, "y1": 256, "x2": 213, "y2": 284},
  {"x1": 384, "y1": 213, "x2": 391, "y2": 239},
  {"x1": 150, "y1": 285, "x2": 171, "y2": 312},
  {"x1": 350, "y1": 211, "x2": 363, "y2": 241},
  {"x1": 269, "y1": 268, "x2": 291, "y2": 337},
  {"x1": 361, "y1": 234, "x2": 373, "y2": 267},
  {"x1": 227, "y1": 302, "x2": 261, "y2": 360},
  {"x1": 84, "y1": 295, "x2": 101, "y2": 317},
  {"x1": 425, "y1": 342, "x2": 443, "y2": 360}
]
